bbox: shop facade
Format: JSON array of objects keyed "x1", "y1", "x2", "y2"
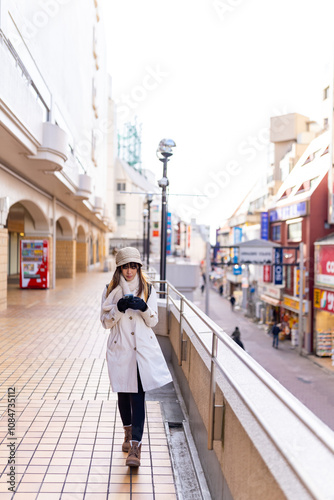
[{"x1": 313, "y1": 237, "x2": 334, "y2": 356}]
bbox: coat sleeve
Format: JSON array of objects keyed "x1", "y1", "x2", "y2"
[
  {"x1": 140, "y1": 286, "x2": 158, "y2": 328},
  {"x1": 100, "y1": 287, "x2": 123, "y2": 330}
]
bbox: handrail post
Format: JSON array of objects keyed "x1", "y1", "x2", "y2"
[
  {"x1": 208, "y1": 332, "x2": 218, "y2": 449},
  {"x1": 167, "y1": 282, "x2": 170, "y2": 335},
  {"x1": 179, "y1": 296, "x2": 184, "y2": 366}
]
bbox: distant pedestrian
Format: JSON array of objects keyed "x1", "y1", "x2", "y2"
[
  {"x1": 230, "y1": 295, "x2": 236, "y2": 311},
  {"x1": 272, "y1": 323, "x2": 281, "y2": 349},
  {"x1": 231, "y1": 327, "x2": 245, "y2": 350},
  {"x1": 200, "y1": 272, "x2": 206, "y2": 294},
  {"x1": 219, "y1": 284, "x2": 224, "y2": 296}
]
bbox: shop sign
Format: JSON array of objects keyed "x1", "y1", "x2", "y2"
[
  {"x1": 233, "y1": 227, "x2": 242, "y2": 244},
  {"x1": 239, "y1": 247, "x2": 272, "y2": 264},
  {"x1": 261, "y1": 284, "x2": 281, "y2": 300},
  {"x1": 260, "y1": 212, "x2": 269, "y2": 240},
  {"x1": 315, "y1": 245, "x2": 334, "y2": 288},
  {"x1": 263, "y1": 265, "x2": 271, "y2": 282},
  {"x1": 283, "y1": 295, "x2": 307, "y2": 313},
  {"x1": 295, "y1": 269, "x2": 306, "y2": 297},
  {"x1": 269, "y1": 201, "x2": 307, "y2": 222},
  {"x1": 274, "y1": 248, "x2": 283, "y2": 264},
  {"x1": 274, "y1": 265, "x2": 283, "y2": 285},
  {"x1": 233, "y1": 265, "x2": 242, "y2": 275},
  {"x1": 314, "y1": 288, "x2": 334, "y2": 313}
]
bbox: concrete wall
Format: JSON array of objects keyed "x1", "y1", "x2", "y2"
[
  {"x1": 56, "y1": 240, "x2": 76, "y2": 279},
  {"x1": 76, "y1": 242, "x2": 88, "y2": 272}
]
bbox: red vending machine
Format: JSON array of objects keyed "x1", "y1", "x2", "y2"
[{"x1": 20, "y1": 240, "x2": 49, "y2": 289}]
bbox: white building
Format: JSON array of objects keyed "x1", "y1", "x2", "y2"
[
  {"x1": 0, "y1": 0, "x2": 113, "y2": 309},
  {"x1": 109, "y1": 156, "x2": 160, "y2": 257}
]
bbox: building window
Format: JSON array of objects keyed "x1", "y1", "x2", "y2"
[
  {"x1": 271, "y1": 224, "x2": 281, "y2": 241},
  {"x1": 116, "y1": 204, "x2": 126, "y2": 225},
  {"x1": 117, "y1": 182, "x2": 126, "y2": 191},
  {"x1": 287, "y1": 221, "x2": 302, "y2": 242}
]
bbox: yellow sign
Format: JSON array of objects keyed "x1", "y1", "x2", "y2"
[
  {"x1": 314, "y1": 289, "x2": 321, "y2": 308},
  {"x1": 295, "y1": 269, "x2": 306, "y2": 297},
  {"x1": 283, "y1": 296, "x2": 306, "y2": 313}
]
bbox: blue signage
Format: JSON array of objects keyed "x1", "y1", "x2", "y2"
[
  {"x1": 233, "y1": 227, "x2": 242, "y2": 244},
  {"x1": 261, "y1": 212, "x2": 269, "y2": 240},
  {"x1": 274, "y1": 248, "x2": 283, "y2": 265},
  {"x1": 274, "y1": 265, "x2": 283, "y2": 285},
  {"x1": 269, "y1": 201, "x2": 307, "y2": 222},
  {"x1": 166, "y1": 212, "x2": 172, "y2": 255},
  {"x1": 233, "y1": 265, "x2": 242, "y2": 275}
]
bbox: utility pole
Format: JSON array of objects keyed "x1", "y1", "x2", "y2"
[{"x1": 298, "y1": 242, "x2": 304, "y2": 355}]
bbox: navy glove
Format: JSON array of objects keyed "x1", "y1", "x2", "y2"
[
  {"x1": 117, "y1": 297, "x2": 130, "y2": 313},
  {"x1": 128, "y1": 296, "x2": 148, "y2": 312}
]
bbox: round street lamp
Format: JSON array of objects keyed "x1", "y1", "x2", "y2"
[{"x1": 156, "y1": 138, "x2": 176, "y2": 295}]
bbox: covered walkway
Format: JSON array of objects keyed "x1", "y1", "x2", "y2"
[{"x1": 0, "y1": 273, "x2": 184, "y2": 499}]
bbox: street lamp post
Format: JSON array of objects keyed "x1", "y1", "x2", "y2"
[
  {"x1": 157, "y1": 138, "x2": 176, "y2": 295},
  {"x1": 142, "y1": 209, "x2": 148, "y2": 265},
  {"x1": 146, "y1": 194, "x2": 153, "y2": 268}
]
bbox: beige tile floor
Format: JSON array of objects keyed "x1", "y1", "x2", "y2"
[{"x1": 0, "y1": 273, "x2": 177, "y2": 499}]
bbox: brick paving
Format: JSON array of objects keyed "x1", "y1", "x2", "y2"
[
  {"x1": 194, "y1": 286, "x2": 334, "y2": 431},
  {"x1": 0, "y1": 272, "x2": 176, "y2": 499}
]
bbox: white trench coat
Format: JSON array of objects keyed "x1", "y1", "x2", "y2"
[{"x1": 100, "y1": 285, "x2": 172, "y2": 392}]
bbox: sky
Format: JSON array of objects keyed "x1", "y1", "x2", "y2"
[{"x1": 101, "y1": 0, "x2": 334, "y2": 241}]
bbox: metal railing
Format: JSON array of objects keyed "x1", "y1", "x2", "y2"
[
  {"x1": 0, "y1": 28, "x2": 50, "y2": 119},
  {"x1": 152, "y1": 279, "x2": 334, "y2": 500}
]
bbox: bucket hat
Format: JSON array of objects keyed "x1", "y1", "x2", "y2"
[{"x1": 116, "y1": 247, "x2": 142, "y2": 268}]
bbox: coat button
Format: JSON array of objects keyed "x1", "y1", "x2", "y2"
[
  {"x1": 112, "y1": 317, "x2": 115, "y2": 321},
  {"x1": 150, "y1": 314, "x2": 154, "y2": 318},
  {"x1": 134, "y1": 347, "x2": 136, "y2": 351},
  {"x1": 131, "y1": 332, "x2": 134, "y2": 335},
  {"x1": 129, "y1": 316, "x2": 133, "y2": 320},
  {"x1": 114, "y1": 341, "x2": 117, "y2": 343}
]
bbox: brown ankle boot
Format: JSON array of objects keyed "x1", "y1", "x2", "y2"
[
  {"x1": 122, "y1": 426, "x2": 132, "y2": 452},
  {"x1": 125, "y1": 440, "x2": 141, "y2": 467}
]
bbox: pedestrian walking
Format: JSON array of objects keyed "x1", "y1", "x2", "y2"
[
  {"x1": 231, "y1": 327, "x2": 245, "y2": 350},
  {"x1": 230, "y1": 294, "x2": 236, "y2": 311},
  {"x1": 200, "y1": 272, "x2": 206, "y2": 294},
  {"x1": 219, "y1": 284, "x2": 224, "y2": 296},
  {"x1": 272, "y1": 322, "x2": 281, "y2": 349},
  {"x1": 100, "y1": 247, "x2": 172, "y2": 467}
]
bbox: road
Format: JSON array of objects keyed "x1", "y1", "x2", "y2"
[{"x1": 193, "y1": 286, "x2": 334, "y2": 431}]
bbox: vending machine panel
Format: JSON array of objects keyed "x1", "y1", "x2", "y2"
[{"x1": 20, "y1": 240, "x2": 49, "y2": 289}]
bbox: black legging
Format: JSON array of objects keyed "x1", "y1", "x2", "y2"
[{"x1": 117, "y1": 367, "x2": 145, "y2": 442}]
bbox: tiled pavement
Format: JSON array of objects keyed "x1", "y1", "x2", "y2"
[{"x1": 0, "y1": 272, "x2": 177, "y2": 499}]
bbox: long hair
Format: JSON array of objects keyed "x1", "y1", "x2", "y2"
[{"x1": 106, "y1": 265, "x2": 150, "y2": 301}]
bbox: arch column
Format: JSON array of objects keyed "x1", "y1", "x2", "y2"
[{"x1": 0, "y1": 228, "x2": 8, "y2": 311}]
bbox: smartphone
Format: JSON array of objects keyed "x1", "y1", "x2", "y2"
[{"x1": 123, "y1": 294, "x2": 133, "y2": 299}]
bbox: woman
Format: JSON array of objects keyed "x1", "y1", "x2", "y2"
[{"x1": 100, "y1": 247, "x2": 172, "y2": 467}]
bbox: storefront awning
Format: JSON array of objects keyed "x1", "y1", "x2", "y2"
[{"x1": 260, "y1": 294, "x2": 281, "y2": 307}]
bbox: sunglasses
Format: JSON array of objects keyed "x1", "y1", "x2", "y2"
[{"x1": 121, "y1": 263, "x2": 138, "y2": 270}]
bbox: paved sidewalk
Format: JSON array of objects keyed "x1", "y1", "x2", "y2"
[
  {"x1": 193, "y1": 287, "x2": 334, "y2": 431},
  {"x1": 0, "y1": 272, "x2": 176, "y2": 500}
]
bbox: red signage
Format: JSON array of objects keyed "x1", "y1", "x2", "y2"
[
  {"x1": 315, "y1": 245, "x2": 334, "y2": 288},
  {"x1": 263, "y1": 265, "x2": 272, "y2": 282}
]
